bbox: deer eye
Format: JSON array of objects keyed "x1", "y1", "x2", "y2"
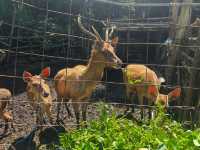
[{"x1": 32, "y1": 83, "x2": 38, "y2": 87}]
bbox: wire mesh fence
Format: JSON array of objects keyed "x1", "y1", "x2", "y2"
[{"x1": 0, "y1": 0, "x2": 200, "y2": 148}]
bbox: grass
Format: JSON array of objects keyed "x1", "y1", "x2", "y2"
[{"x1": 58, "y1": 103, "x2": 200, "y2": 150}]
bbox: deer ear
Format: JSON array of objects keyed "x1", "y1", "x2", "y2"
[
  {"x1": 40, "y1": 67, "x2": 50, "y2": 78},
  {"x1": 168, "y1": 87, "x2": 181, "y2": 101},
  {"x1": 147, "y1": 85, "x2": 157, "y2": 96},
  {"x1": 23, "y1": 71, "x2": 32, "y2": 82},
  {"x1": 111, "y1": 37, "x2": 119, "y2": 48}
]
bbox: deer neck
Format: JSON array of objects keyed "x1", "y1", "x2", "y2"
[{"x1": 82, "y1": 50, "x2": 105, "y2": 81}]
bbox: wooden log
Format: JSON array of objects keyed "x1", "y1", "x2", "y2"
[
  {"x1": 184, "y1": 18, "x2": 200, "y2": 122},
  {"x1": 181, "y1": 51, "x2": 193, "y2": 63},
  {"x1": 165, "y1": 0, "x2": 192, "y2": 84}
]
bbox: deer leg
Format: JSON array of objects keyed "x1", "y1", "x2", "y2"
[
  {"x1": 151, "y1": 102, "x2": 156, "y2": 119},
  {"x1": 138, "y1": 96, "x2": 144, "y2": 120},
  {"x1": 60, "y1": 98, "x2": 73, "y2": 121},
  {"x1": 124, "y1": 88, "x2": 131, "y2": 114},
  {"x1": 36, "y1": 108, "x2": 40, "y2": 125},
  {"x1": 131, "y1": 93, "x2": 138, "y2": 113},
  {"x1": 45, "y1": 103, "x2": 53, "y2": 124},
  {"x1": 125, "y1": 91, "x2": 136, "y2": 114},
  {"x1": 3, "y1": 121, "x2": 8, "y2": 134},
  {"x1": 82, "y1": 103, "x2": 88, "y2": 127},
  {"x1": 36, "y1": 106, "x2": 43, "y2": 125},
  {"x1": 40, "y1": 105, "x2": 47, "y2": 125},
  {"x1": 64, "y1": 103, "x2": 73, "y2": 118},
  {"x1": 34, "y1": 103, "x2": 40, "y2": 125},
  {"x1": 148, "y1": 106, "x2": 152, "y2": 120},
  {"x1": 124, "y1": 89, "x2": 132, "y2": 114},
  {"x1": 148, "y1": 101, "x2": 154, "y2": 120},
  {"x1": 124, "y1": 107, "x2": 130, "y2": 114},
  {"x1": 72, "y1": 102, "x2": 80, "y2": 128},
  {"x1": 56, "y1": 97, "x2": 62, "y2": 123},
  {"x1": 41, "y1": 111, "x2": 46, "y2": 125},
  {"x1": 11, "y1": 121, "x2": 15, "y2": 132}
]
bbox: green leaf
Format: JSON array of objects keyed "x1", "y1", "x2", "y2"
[
  {"x1": 193, "y1": 139, "x2": 200, "y2": 147},
  {"x1": 128, "y1": 79, "x2": 142, "y2": 85},
  {"x1": 157, "y1": 144, "x2": 167, "y2": 150},
  {"x1": 59, "y1": 103, "x2": 200, "y2": 150}
]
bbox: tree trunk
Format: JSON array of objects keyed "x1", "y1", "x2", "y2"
[
  {"x1": 166, "y1": 0, "x2": 192, "y2": 84},
  {"x1": 185, "y1": 27, "x2": 200, "y2": 122}
]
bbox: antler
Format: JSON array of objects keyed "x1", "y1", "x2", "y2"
[
  {"x1": 105, "y1": 28, "x2": 109, "y2": 41},
  {"x1": 105, "y1": 25, "x2": 116, "y2": 42},
  {"x1": 109, "y1": 25, "x2": 116, "y2": 39},
  {"x1": 91, "y1": 26, "x2": 103, "y2": 42},
  {"x1": 103, "y1": 18, "x2": 110, "y2": 41},
  {"x1": 78, "y1": 15, "x2": 102, "y2": 41},
  {"x1": 103, "y1": 18, "x2": 116, "y2": 41}
]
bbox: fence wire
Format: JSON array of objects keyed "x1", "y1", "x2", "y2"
[{"x1": 0, "y1": 0, "x2": 200, "y2": 148}]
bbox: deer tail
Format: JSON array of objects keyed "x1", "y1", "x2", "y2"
[{"x1": 158, "y1": 77, "x2": 165, "y2": 84}]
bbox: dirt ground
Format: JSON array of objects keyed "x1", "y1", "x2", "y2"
[
  {"x1": 0, "y1": 92, "x2": 124, "y2": 150},
  {"x1": 0, "y1": 87, "x2": 143, "y2": 150}
]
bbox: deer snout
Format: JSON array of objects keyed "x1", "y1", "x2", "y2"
[
  {"x1": 43, "y1": 92, "x2": 49, "y2": 98},
  {"x1": 3, "y1": 112, "x2": 13, "y2": 122}
]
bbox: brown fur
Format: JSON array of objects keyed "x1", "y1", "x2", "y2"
[
  {"x1": 54, "y1": 38, "x2": 122, "y2": 127},
  {"x1": 124, "y1": 64, "x2": 181, "y2": 107},
  {"x1": 23, "y1": 67, "x2": 53, "y2": 124},
  {"x1": 0, "y1": 88, "x2": 13, "y2": 134}
]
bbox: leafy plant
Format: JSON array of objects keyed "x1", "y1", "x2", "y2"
[{"x1": 58, "y1": 103, "x2": 200, "y2": 150}]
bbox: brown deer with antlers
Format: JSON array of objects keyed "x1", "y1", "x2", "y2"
[
  {"x1": 0, "y1": 88, "x2": 13, "y2": 134},
  {"x1": 23, "y1": 67, "x2": 53, "y2": 124},
  {"x1": 124, "y1": 64, "x2": 181, "y2": 118},
  {"x1": 54, "y1": 15, "x2": 122, "y2": 127}
]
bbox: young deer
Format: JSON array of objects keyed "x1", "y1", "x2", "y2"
[
  {"x1": 54, "y1": 15, "x2": 122, "y2": 127},
  {"x1": 23, "y1": 67, "x2": 53, "y2": 124},
  {"x1": 0, "y1": 88, "x2": 13, "y2": 134},
  {"x1": 124, "y1": 64, "x2": 181, "y2": 118}
]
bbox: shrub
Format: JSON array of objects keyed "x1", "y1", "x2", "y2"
[{"x1": 59, "y1": 103, "x2": 200, "y2": 150}]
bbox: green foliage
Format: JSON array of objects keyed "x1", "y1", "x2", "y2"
[
  {"x1": 125, "y1": 69, "x2": 144, "y2": 85},
  {"x1": 128, "y1": 78, "x2": 143, "y2": 85},
  {"x1": 59, "y1": 104, "x2": 200, "y2": 150}
]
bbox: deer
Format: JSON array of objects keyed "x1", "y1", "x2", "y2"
[
  {"x1": 54, "y1": 15, "x2": 122, "y2": 127},
  {"x1": 124, "y1": 64, "x2": 181, "y2": 118},
  {"x1": 23, "y1": 67, "x2": 53, "y2": 125},
  {"x1": 0, "y1": 88, "x2": 13, "y2": 135}
]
